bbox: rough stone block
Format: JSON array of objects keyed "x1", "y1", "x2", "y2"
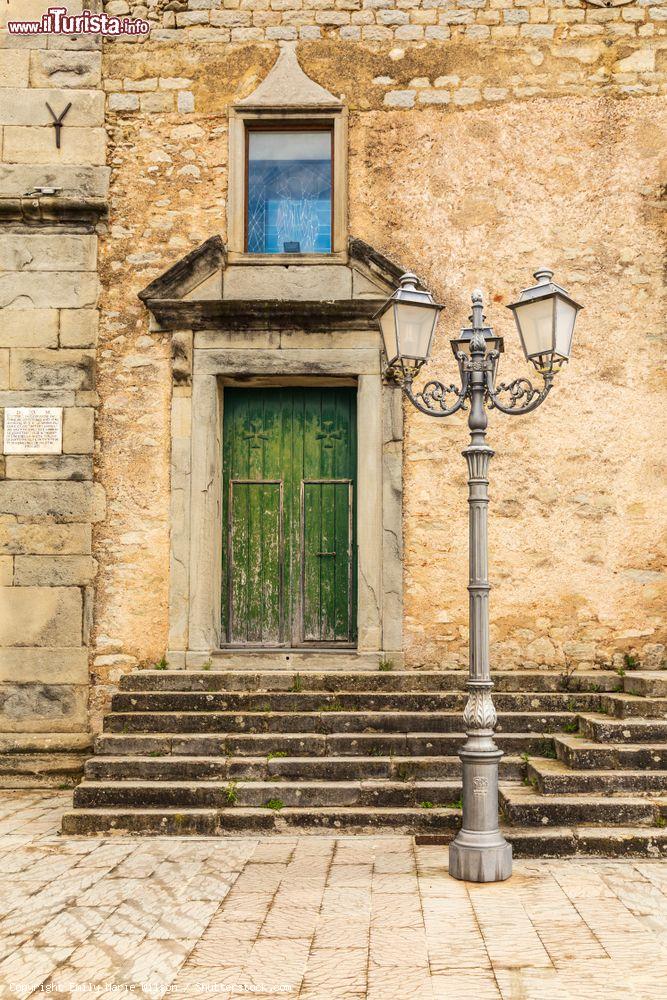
[
  {"x1": 59, "y1": 310, "x2": 99, "y2": 348},
  {"x1": 0, "y1": 482, "x2": 105, "y2": 522},
  {"x1": 2, "y1": 126, "x2": 107, "y2": 166},
  {"x1": 62, "y1": 407, "x2": 94, "y2": 453},
  {"x1": 9, "y1": 349, "x2": 95, "y2": 391},
  {"x1": 0, "y1": 272, "x2": 99, "y2": 310},
  {"x1": 0, "y1": 557, "x2": 12, "y2": 586},
  {"x1": 384, "y1": 90, "x2": 416, "y2": 108},
  {"x1": 0, "y1": 586, "x2": 82, "y2": 646},
  {"x1": 0, "y1": 88, "x2": 104, "y2": 127},
  {"x1": 178, "y1": 91, "x2": 195, "y2": 114},
  {"x1": 13, "y1": 555, "x2": 96, "y2": 586},
  {"x1": 0, "y1": 522, "x2": 91, "y2": 555},
  {"x1": 123, "y1": 77, "x2": 157, "y2": 92},
  {"x1": 0, "y1": 51, "x2": 29, "y2": 89},
  {"x1": 0, "y1": 350, "x2": 8, "y2": 390},
  {"x1": 4, "y1": 455, "x2": 93, "y2": 481},
  {"x1": 29, "y1": 50, "x2": 102, "y2": 89},
  {"x1": 0, "y1": 235, "x2": 97, "y2": 272},
  {"x1": 0, "y1": 310, "x2": 59, "y2": 348},
  {"x1": 0, "y1": 164, "x2": 109, "y2": 199},
  {"x1": 0, "y1": 390, "x2": 75, "y2": 407},
  {"x1": 0, "y1": 647, "x2": 88, "y2": 685},
  {"x1": 140, "y1": 92, "x2": 175, "y2": 113},
  {"x1": 108, "y1": 93, "x2": 139, "y2": 112},
  {"x1": 0, "y1": 683, "x2": 87, "y2": 733}
]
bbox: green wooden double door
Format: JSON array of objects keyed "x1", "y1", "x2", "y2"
[{"x1": 222, "y1": 387, "x2": 357, "y2": 647}]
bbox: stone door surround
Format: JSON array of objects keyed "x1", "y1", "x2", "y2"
[{"x1": 139, "y1": 240, "x2": 409, "y2": 669}]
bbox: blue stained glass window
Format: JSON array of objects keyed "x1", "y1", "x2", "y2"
[{"x1": 246, "y1": 130, "x2": 332, "y2": 255}]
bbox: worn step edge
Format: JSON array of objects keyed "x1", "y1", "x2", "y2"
[
  {"x1": 416, "y1": 826, "x2": 667, "y2": 859},
  {"x1": 526, "y1": 759, "x2": 667, "y2": 793},
  {"x1": 500, "y1": 785, "x2": 660, "y2": 826},
  {"x1": 554, "y1": 734, "x2": 667, "y2": 769},
  {"x1": 61, "y1": 805, "x2": 461, "y2": 836}
]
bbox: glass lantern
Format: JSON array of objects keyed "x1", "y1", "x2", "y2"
[
  {"x1": 374, "y1": 273, "x2": 443, "y2": 374},
  {"x1": 507, "y1": 268, "x2": 583, "y2": 372}
]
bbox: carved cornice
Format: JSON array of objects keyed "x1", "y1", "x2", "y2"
[
  {"x1": 0, "y1": 195, "x2": 107, "y2": 227},
  {"x1": 146, "y1": 298, "x2": 385, "y2": 333}
]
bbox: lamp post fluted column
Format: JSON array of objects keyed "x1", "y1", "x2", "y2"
[
  {"x1": 375, "y1": 270, "x2": 582, "y2": 883},
  {"x1": 448, "y1": 299, "x2": 512, "y2": 882}
]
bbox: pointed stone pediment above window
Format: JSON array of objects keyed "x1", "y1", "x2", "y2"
[
  {"x1": 137, "y1": 235, "x2": 418, "y2": 339},
  {"x1": 237, "y1": 43, "x2": 341, "y2": 111}
]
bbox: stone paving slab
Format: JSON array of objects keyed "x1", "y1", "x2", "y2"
[{"x1": 0, "y1": 792, "x2": 666, "y2": 999}]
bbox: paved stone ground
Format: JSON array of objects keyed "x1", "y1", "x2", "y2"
[{"x1": 1, "y1": 793, "x2": 666, "y2": 1000}]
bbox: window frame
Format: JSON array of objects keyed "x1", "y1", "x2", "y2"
[
  {"x1": 227, "y1": 106, "x2": 348, "y2": 264},
  {"x1": 244, "y1": 121, "x2": 335, "y2": 257}
]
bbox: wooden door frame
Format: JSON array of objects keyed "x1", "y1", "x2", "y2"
[{"x1": 165, "y1": 344, "x2": 404, "y2": 668}]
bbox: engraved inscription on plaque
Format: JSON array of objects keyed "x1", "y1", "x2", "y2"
[{"x1": 3, "y1": 408, "x2": 63, "y2": 455}]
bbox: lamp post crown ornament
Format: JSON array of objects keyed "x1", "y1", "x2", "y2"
[{"x1": 375, "y1": 266, "x2": 582, "y2": 884}]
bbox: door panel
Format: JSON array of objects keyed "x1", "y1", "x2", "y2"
[
  {"x1": 222, "y1": 387, "x2": 356, "y2": 646},
  {"x1": 302, "y1": 481, "x2": 353, "y2": 642},
  {"x1": 228, "y1": 481, "x2": 283, "y2": 645}
]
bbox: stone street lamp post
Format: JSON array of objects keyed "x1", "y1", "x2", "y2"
[{"x1": 375, "y1": 270, "x2": 583, "y2": 883}]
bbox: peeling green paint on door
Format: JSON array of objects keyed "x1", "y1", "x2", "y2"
[{"x1": 222, "y1": 387, "x2": 357, "y2": 646}]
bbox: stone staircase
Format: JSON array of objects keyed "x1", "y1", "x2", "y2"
[
  {"x1": 0, "y1": 734, "x2": 91, "y2": 790},
  {"x1": 61, "y1": 663, "x2": 667, "y2": 855}
]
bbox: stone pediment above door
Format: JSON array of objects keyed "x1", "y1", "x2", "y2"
[{"x1": 137, "y1": 235, "x2": 419, "y2": 334}]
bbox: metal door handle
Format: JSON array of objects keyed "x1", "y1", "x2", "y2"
[{"x1": 316, "y1": 552, "x2": 336, "y2": 557}]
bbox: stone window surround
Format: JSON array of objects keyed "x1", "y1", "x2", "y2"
[
  {"x1": 166, "y1": 342, "x2": 404, "y2": 668},
  {"x1": 227, "y1": 105, "x2": 348, "y2": 265}
]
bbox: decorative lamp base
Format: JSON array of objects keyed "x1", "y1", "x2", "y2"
[{"x1": 448, "y1": 835, "x2": 512, "y2": 883}]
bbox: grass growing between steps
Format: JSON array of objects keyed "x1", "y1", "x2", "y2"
[
  {"x1": 224, "y1": 782, "x2": 238, "y2": 806},
  {"x1": 266, "y1": 799, "x2": 284, "y2": 811}
]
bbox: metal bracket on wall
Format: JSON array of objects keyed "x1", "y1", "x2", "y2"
[{"x1": 45, "y1": 102, "x2": 72, "y2": 149}]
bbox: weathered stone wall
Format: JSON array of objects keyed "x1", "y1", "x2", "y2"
[
  {"x1": 91, "y1": 5, "x2": 665, "y2": 715},
  {"x1": 118, "y1": 0, "x2": 666, "y2": 51},
  {"x1": 4, "y1": 1, "x2": 664, "y2": 739},
  {"x1": 0, "y1": 1, "x2": 107, "y2": 746}
]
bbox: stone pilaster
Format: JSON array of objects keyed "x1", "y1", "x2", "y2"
[{"x1": 0, "y1": 2, "x2": 108, "y2": 754}]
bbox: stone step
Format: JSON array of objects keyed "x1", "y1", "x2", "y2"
[
  {"x1": 0, "y1": 753, "x2": 85, "y2": 789},
  {"x1": 599, "y1": 693, "x2": 667, "y2": 719},
  {"x1": 499, "y1": 784, "x2": 660, "y2": 827},
  {"x1": 84, "y1": 754, "x2": 524, "y2": 782},
  {"x1": 554, "y1": 734, "x2": 667, "y2": 770},
  {"x1": 119, "y1": 670, "x2": 619, "y2": 694},
  {"x1": 73, "y1": 778, "x2": 464, "y2": 810},
  {"x1": 110, "y1": 690, "x2": 601, "y2": 714},
  {"x1": 526, "y1": 758, "x2": 667, "y2": 795},
  {"x1": 94, "y1": 730, "x2": 555, "y2": 758},
  {"x1": 579, "y1": 714, "x2": 667, "y2": 743},
  {"x1": 464, "y1": 826, "x2": 667, "y2": 859},
  {"x1": 61, "y1": 805, "x2": 462, "y2": 836},
  {"x1": 624, "y1": 671, "x2": 667, "y2": 699},
  {"x1": 102, "y1": 710, "x2": 578, "y2": 735},
  {"x1": 207, "y1": 651, "x2": 387, "y2": 672}
]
